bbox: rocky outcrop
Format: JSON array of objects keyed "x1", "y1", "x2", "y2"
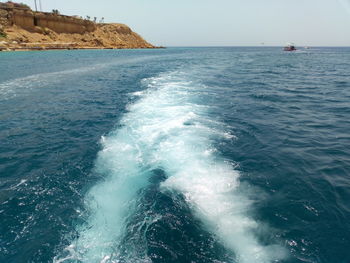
[{"x1": 0, "y1": 2, "x2": 156, "y2": 50}]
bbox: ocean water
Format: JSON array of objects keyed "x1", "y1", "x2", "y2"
[{"x1": 0, "y1": 47, "x2": 349, "y2": 263}]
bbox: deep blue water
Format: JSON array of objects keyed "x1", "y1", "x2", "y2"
[{"x1": 0, "y1": 47, "x2": 350, "y2": 263}]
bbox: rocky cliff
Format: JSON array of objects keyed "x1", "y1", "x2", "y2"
[{"x1": 0, "y1": 2, "x2": 155, "y2": 51}]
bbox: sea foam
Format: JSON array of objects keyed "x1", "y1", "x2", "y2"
[{"x1": 56, "y1": 71, "x2": 285, "y2": 262}]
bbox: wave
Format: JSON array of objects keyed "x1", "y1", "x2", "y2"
[
  {"x1": 55, "y1": 71, "x2": 286, "y2": 263},
  {"x1": 0, "y1": 56, "x2": 158, "y2": 101}
]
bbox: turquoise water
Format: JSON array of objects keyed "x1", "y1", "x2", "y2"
[{"x1": 0, "y1": 47, "x2": 350, "y2": 263}]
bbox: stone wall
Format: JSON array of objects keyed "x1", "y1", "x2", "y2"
[
  {"x1": 34, "y1": 13, "x2": 96, "y2": 33},
  {"x1": 0, "y1": 5, "x2": 96, "y2": 34},
  {"x1": 12, "y1": 10, "x2": 34, "y2": 30}
]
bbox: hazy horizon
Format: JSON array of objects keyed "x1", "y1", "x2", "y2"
[{"x1": 8, "y1": 0, "x2": 350, "y2": 47}]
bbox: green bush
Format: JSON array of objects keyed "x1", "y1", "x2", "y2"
[{"x1": 0, "y1": 31, "x2": 7, "y2": 38}]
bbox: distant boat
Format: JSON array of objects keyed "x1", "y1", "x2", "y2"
[{"x1": 284, "y1": 44, "x2": 297, "y2": 51}]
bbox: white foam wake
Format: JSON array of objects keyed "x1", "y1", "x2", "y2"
[{"x1": 56, "y1": 71, "x2": 285, "y2": 263}]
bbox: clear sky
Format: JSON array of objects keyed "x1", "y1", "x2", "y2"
[{"x1": 10, "y1": 0, "x2": 350, "y2": 46}]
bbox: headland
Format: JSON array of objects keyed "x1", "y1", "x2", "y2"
[{"x1": 0, "y1": 1, "x2": 156, "y2": 51}]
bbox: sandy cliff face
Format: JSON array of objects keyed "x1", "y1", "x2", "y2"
[{"x1": 0, "y1": 3, "x2": 155, "y2": 50}]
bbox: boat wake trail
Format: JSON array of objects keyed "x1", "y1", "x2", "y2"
[{"x1": 55, "y1": 71, "x2": 286, "y2": 263}]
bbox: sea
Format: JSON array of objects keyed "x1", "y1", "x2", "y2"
[{"x1": 0, "y1": 47, "x2": 349, "y2": 263}]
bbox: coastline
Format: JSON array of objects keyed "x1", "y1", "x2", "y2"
[{"x1": 0, "y1": 45, "x2": 163, "y2": 52}]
